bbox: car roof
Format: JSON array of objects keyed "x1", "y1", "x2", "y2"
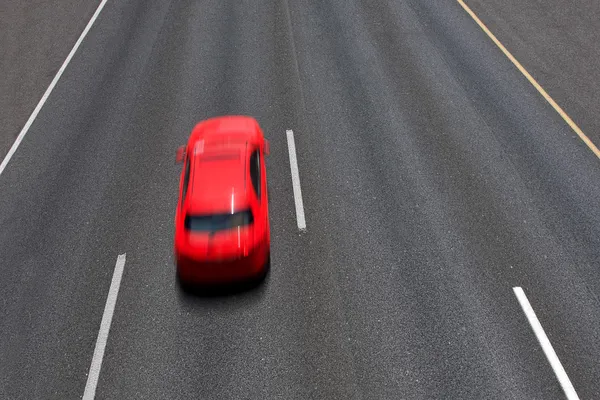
[
  {"x1": 188, "y1": 115, "x2": 262, "y2": 146},
  {"x1": 185, "y1": 116, "x2": 261, "y2": 215}
]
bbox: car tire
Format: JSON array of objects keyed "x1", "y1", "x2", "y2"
[
  {"x1": 255, "y1": 253, "x2": 270, "y2": 283},
  {"x1": 175, "y1": 267, "x2": 193, "y2": 293}
]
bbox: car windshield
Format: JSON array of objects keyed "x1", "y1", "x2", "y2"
[{"x1": 184, "y1": 210, "x2": 254, "y2": 232}]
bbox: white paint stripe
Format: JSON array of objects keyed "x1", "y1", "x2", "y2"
[
  {"x1": 286, "y1": 129, "x2": 306, "y2": 231},
  {"x1": 0, "y1": 0, "x2": 110, "y2": 177},
  {"x1": 513, "y1": 287, "x2": 580, "y2": 400},
  {"x1": 83, "y1": 253, "x2": 126, "y2": 400}
]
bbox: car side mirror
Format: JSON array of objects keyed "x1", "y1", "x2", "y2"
[
  {"x1": 264, "y1": 140, "x2": 270, "y2": 156},
  {"x1": 176, "y1": 146, "x2": 186, "y2": 164}
]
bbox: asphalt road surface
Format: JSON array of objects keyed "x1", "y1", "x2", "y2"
[
  {"x1": 1, "y1": 0, "x2": 599, "y2": 399},
  {"x1": 0, "y1": 0, "x2": 99, "y2": 161}
]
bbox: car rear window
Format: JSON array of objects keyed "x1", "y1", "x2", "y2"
[{"x1": 184, "y1": 210, "x2": 254, "y2": 232}]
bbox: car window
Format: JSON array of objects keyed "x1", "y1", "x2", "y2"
[
  {"x1": 181, "y1": 156, "x2": 191, "y2": 207},
  {"x1": 185, "y1": 210, "x2": 254, "y2": 232},
  {"x1": 249, "y1": 149, "x2": 261, "y2": 201}
]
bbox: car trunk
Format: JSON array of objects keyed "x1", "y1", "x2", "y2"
[{"x1": 186, "y1": 225, "x2": 252, "y2": 261}]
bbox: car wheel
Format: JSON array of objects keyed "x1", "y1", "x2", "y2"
[
  {"x1": 255, "y1": 253, "x2": 270, "y2": 283},
  {"x1": 176, "y1": 268, "x2": 193, "y2": 293}
]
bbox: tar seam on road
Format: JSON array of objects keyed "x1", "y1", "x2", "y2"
[
  {"x1": 281, "y1": 0, "x2": 309, "y2": 124},
  {"x1": 457, "y1": 0, "x2": 600, "y2": 160},
  {"x1": 286, "y1": 129, "x2": 306, "y2": 231},
  {"x1": 82, "y1": 254, "x2": 126, "y2": 400},
  {"x1": 513, "y1": 287, "x2": 580, "y2": 400},
  {"x1": 0, "y1": 0, "x2": 111, "y2": 177}
]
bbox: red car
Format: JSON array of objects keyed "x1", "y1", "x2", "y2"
[{"x1": 174, "y1": 116, "x2": 271, "y2": 286}]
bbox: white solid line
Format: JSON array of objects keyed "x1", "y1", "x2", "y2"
[
  {"x1": 513, "y1": 287, "x2": 580, "y2": 400},
  {"x1": 286, "y1": 129, "x2": 306, "y2": 231},
  {"x1": 457, "y1": 0, "x2": 599, "y2": 159},
  {"x1": 0, "y1": 0, "x2": 110, "y2": 177},
  {"x1": 83, "y1": 253, "x2": 126, "y2": 400}
]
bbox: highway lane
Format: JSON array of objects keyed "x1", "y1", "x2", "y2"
[
  {"x1": 0, "y1": 0, "x2": 307, "y2": 398},
  {"x1": 287, "y1": 0, "x2": 600, "y2": 397},
  {"x1": 0, "y1": 1, "x2": 180, "y2": 397},
  {"x1": 0, "y1": 0, "x2": 599, "y2": 399}
]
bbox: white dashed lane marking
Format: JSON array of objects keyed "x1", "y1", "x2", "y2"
[
  {"x1": 513, "y1": 286, "x2": 580, "y2": 400},
  {"x1": 286, "y1": 129, "x2": 306, "y2": 231},
  {"x1": 83, "y1": 253, "x2": 126, "y2": 400}
]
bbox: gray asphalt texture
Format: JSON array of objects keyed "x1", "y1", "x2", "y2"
[
  {"x1": 0, "y1": 0, "x2": 99, "y2": 161},
  {"x1": 1, "y1": 0, "x2": 599, "y2": 399},
  {"x1": 467, "y1": 0, "x2": 600, "y2": 146}
]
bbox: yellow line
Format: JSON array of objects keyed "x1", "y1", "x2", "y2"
[{"x1": 457, "y1": 0, "x2": 600, "y2": 160}]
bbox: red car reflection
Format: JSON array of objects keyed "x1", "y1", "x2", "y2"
[{"x1": 174, "y1": 116, "x2": 271, "y2": 286}]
